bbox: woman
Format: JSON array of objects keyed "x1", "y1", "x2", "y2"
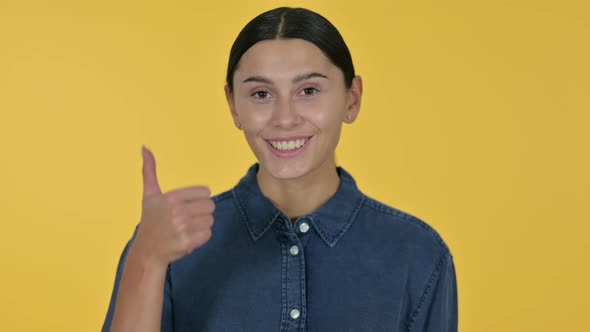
[{"x1": 102, "y1": 7, "x2": 457, "y2": 332}]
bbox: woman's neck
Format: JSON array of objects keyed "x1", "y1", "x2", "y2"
[{"x1": 256, "y1": 159, "x2": 340, "y2": 223}]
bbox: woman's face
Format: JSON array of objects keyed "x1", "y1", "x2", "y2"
[{"x1": 225, "y1": 38, "x2": 362, "y2": 180}]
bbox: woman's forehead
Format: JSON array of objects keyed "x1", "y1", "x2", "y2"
[{"x1": 234, "y1": 39, "x2": 337, "y2": 80}]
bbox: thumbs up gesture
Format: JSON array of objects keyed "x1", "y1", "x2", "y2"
[{"x1": 130, "y1": 146, "x2": 215, "y2": 268}]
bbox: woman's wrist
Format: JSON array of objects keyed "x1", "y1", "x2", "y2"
[{"x1": 126, "y1": 243, "x2": 169, "y2": 277}]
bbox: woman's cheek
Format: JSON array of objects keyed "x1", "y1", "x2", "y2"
[
  {"x1": 238, "y1": 102, "x2": 272, "y2": 124},
  {"x1": 298, "y1": 98, "x2": 326, "y2": 117}
]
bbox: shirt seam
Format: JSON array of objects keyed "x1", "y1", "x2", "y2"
[
  {"x1": 212, "y1": 189, "x2": 233, "y2": 203},
  {"x1": 363, "y1": 196, "x2": 451, "y2": 255},
  {"x1": 231, "y1": 187, "x2": 268, "y2": 241},
  {"x1": 311, "y1": 194, "x2": 366, "y2": 247},
  {"x1": 406, "y1": 252, "x2": 450, "y2": 331}
]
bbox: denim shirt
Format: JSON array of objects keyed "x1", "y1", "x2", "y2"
[{"x1": 102, "y1": 163, "x2": 458, "y2": 332}]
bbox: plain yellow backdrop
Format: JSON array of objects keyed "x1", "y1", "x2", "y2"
[{"x1": 1, "y1": 0, "x2": 588, "y2": 331}]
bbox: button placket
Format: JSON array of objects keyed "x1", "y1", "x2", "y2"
[
  {"x1": 289, "y1": 245, "x2": 299, "y2": 256},
  {"x1": 280, "y1": 227, "x2": 306, "y2": 330},
  {"x1": 298, "y1": 222, "x2": 310, "y2": 234},
  {"x1": 290, "y1": 308, "x2": 301, "y2": 319}
]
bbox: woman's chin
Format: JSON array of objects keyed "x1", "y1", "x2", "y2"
[{"x1": 258, "y1": 160, "x2": 310, "y2": 181}]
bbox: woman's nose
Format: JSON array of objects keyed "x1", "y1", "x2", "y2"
[{"x1": 271, "y1": 96, "x2": 301, "y2": 128}]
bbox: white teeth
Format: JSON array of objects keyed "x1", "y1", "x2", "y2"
[{"x1": 269, "y1": 138, "x2": 307, "y2": 151}]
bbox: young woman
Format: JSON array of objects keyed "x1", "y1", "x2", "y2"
[{"x1": 102, "y1": 7, "x2": 457, "y2": 332}]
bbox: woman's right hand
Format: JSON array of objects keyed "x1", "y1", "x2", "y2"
[{"x1": 129, "y1": 146, "x2": 216, "y2": 269}]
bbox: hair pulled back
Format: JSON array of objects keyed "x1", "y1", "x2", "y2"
[{"x1": 226, "y1": 7, "x2": 355, "y2": 93}]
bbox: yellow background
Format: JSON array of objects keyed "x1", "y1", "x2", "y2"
[{"x1": 1, "y1": 0, "x2": 588, "y2": 331}]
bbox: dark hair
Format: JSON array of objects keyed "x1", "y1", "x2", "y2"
[{"x1": 226, "y1": 7, "x2": 355, "y2": 93}]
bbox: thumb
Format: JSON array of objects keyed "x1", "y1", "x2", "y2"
[{"x1": 142, "y1": 145, "x2": 162, "y2": 197}]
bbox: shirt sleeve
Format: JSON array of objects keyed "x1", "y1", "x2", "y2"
[
  {"x1": 408, "y1": 252, "x2": 458, "y2": 332},
  {"x1": 101, "y1": 225, "x2": 174, "y2": 332}
]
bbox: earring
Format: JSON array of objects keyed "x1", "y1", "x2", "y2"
[
  {"x1": 347, "y1": 114, "x2": 353, "y2": 121},
  {"x1": 236, "y1": 123, "x2": 241, "y2": 128}
]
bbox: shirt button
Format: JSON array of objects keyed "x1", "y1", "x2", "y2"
[
  {"x1": 290, "y1": 308, "x2": 300, "y2": 319},
  {"x1": 289, "y1": 245, "x2": 299, "y2": 256},
  {"x1": 299, "y1": 222, "x2": 310, "y2": 233}
]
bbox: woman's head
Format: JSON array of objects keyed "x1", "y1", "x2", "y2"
[
  {"x1": 225, "y1": 7, "x2": 362, "y2": 180},
  {"x1": 226, "y1": 7, "x2": 355, "y2": 93}
]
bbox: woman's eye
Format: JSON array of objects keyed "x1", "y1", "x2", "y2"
[
  {"x1": 301, "y1": 87, "x2": 319, "y2": 96},
  {"x1": 252, "y1": 90, "x2": 269, "y2": 99}
]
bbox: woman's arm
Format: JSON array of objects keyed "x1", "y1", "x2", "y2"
[
  {"x1": 108, "y1": 246, "x2": 169, "y2": 332},
  {"x1": 408, "y1": 253, "x2": 458, "y2": 332},
  {"x1": 102, "y1": 146, "x2": 215, "y2": 331}
]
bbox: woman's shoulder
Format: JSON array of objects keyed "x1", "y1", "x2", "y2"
[
  {"x1": 211, "y1": 189, "x2": 233, "y2": 204},
  {"x1": 360, "y1": 194, "x2": 453, "y2": 257}
]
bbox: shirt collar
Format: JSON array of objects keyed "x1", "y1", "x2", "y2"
[{"x1": 231, "y1": 163, "x2": 366, "y2": 247}]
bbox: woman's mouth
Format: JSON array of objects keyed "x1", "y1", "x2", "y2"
[{"x1": 265, "y1": 136, "x2": 313, "y2": 158}]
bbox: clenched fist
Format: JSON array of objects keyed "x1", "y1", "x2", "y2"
[{"x1": 129, "y1": 146, "x2": 215, "y2": 268}]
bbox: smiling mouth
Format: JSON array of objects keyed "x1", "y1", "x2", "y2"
[{"x1": 266, "y1": 136, "x2": 312, "y2": 151}]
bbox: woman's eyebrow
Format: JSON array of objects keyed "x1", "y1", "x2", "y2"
[
  {"x1": 242, "y1": 76, "x2": 272, "y2": 84},
  {"x1": 292, "y1": 72, "x2": 328, "y2": 83},
  {"x1": 241, "y1": 72, "x2": 328, "y2": 84}
]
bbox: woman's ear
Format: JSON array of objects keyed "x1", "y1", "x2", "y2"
[
  {"x1": 224, "y1": 85, "x2": 241, "y2": 129},
  {"x1": 345, "y1": 75, "x2": 363, "y2": 123}
]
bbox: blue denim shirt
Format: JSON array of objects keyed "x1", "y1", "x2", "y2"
[{"x1": 102, "y1": 163, "x2": 457, "y2": 332}]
